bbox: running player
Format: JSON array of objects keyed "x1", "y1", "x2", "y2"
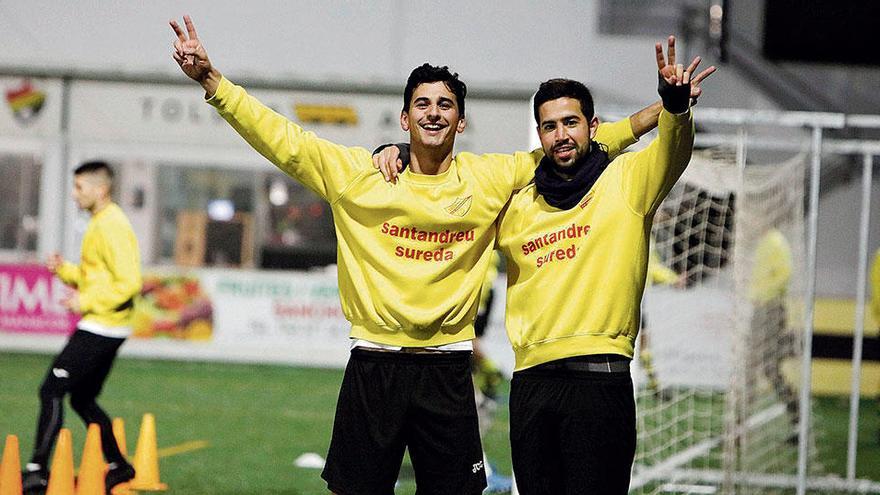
[{"x1": 23, "y1": 161, "x2": 141, "y2": 494}]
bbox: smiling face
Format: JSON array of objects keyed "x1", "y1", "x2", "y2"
[
  {"x1": 537, "y1": 97, "x2": 599, "y2": 168},
  {"x1": 400, "y1": 81, "x2": 466, "y2": 154}
]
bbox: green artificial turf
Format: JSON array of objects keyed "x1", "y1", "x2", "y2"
[{"x1": 1, "y1": 352, "x2": 877, "y2": 494}]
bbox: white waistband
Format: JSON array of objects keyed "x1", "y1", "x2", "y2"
[
  {"x1": 350, "y1": 338, "x2": 473, "y2": 352},
  {"x1": 77, "y1": 320, "x2": 131, "y2": 339}
]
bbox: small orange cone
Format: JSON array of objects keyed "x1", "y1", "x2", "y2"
[
  {"x1": 75, "y1": 424, "x2": 105, "y2": 495},
  {"x1": 129, "y1": 414, "x2": 166, "y2": 491},
  {"x1": 46, "y1": 428, "x2": 75, "y2": 495},
  {"x1": 109, "y1": 420, "x2": 135, "y2": 495},
  {"x1": 112, "y1": 419, "x2": 128, "y2": 458},
  {"x1": 0, "y1": 434, "x2": 23, "y2": 495}
]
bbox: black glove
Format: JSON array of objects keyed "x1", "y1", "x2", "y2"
[
  {"x1": 372, "y1": 143, "x2": 411, "y2": 168},
  {"x1": 658, "y1": 73, "x2": 691, "y2": 114}
]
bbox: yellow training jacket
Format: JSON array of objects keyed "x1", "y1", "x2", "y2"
[
  {"x1": 208, "y1": 77, "x2": 635, "y2": 347},
  {"x1": 871, "y1": 248, "x2": 880, "y2": 328},
  {"x1": 56, "y1": 203, "x2": 142, "y2": 336},
  {"x1": 748, "y1": 228, "x2": 792, "y2": 304},
  {"x1": 497, "y1": 109, "x2": 694, "y2": 370}
]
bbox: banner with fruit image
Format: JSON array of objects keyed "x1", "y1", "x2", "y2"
[{"x1": 132, "y1": 273, "x2": 213, "y2": 341}]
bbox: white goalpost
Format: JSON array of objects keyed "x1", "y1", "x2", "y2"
[{"x1": 626, "y1": 108, "x2": 880, "y2": 495}]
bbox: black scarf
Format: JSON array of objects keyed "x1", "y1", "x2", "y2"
[{"x1": 534, "y1": 143, "x2": 610, "y2": 210}]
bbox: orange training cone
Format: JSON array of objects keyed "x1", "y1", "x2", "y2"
[
  {"x1": 112, "y1": 419, "x2": 128, "y2": 459},
  {"x1": 109, "y1": 419, "x2": 134, "y2": 495},
  {"x1": 129, "y1": 413, "x2": 168, "y2": 491},
  {"x1": 0, "y1": 434, "x2": 23, "y2": 495},
  {"x1": 129, "y1": 414, "x2": 166, "y2": 491},
  {"x1": 75, "y1": 424, "x2": 105, "y2": 495},
  {"x1": 46, "y1": 428, "x2": 75, "y2": 495}
]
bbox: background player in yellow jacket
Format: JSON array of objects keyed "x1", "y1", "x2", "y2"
[
  {"x1": 746, "y1": 227, "x2": 797, "y2": 432},
  {"x1": 872, "y1": 249, "x2": 880, "y2": 333},
  {"x1": 23, "y1": 161, "x2": 141, "y2": 494},
  {"x1": 871, "y1": 247, "x2": 880, "y2": 444},
  {"x1": 495, "y1": 37, "x2": 705, "y2": 493},
  {"x1": 169, "y1": 15, "x2": 639, "y2": 495}
]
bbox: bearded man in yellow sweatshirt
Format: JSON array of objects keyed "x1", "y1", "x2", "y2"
[
  {"x1": 23, "y1": 161, "x2": 141, "y2": 494},
  {"x1": 495, "y1": 37, "x2": 701, "y2": 494},
  {"x1": 169, "y1": 14, "x2": 688, "y2": 494}
]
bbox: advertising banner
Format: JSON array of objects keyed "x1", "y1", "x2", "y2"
[
  {"x1": 0, "y1": 263, "x2": 77, "y2": 335},
  {"x1": 132, "y1": 273, "x2": 214, "y2": 341},
  {"x1": 202, "y1": 269, "x2": 349, "y2": 344},
  {"x1": 0, "y1": 263, "x2": 512, "y2": 371}
]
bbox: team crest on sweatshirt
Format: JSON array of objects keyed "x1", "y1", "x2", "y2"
[{"x1": 445, "y1": 195, "x2": 473, "y2": 217}]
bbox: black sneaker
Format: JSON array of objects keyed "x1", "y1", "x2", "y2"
[
  {"x1": 22, "y1": 468, "x2": 49, "y2": 494},
  {"x1": 105, "y1": 462, "x2": 136, "y2": 494}
]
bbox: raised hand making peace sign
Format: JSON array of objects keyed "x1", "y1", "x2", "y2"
[
  {"x1": 656, "y1": 35, "x2": 717, "y2": 108},
  {"x1": 170, "y1": 15, "x2": 222, "y2": 96}
]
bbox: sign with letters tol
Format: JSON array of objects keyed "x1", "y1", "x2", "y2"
[
  {"x1": 66, "y1": 80, "x2": 528, "y2": 154},
  {"x1": 0, "y1": 264, "x2": 78, "y2": 335}
]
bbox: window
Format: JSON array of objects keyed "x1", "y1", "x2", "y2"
[
  {"x1": 261, "y1": 173, "x2": 336, "y2": 269},
  {"x1": 0, "y1": 153, "x2": 41, "y2": 253},
  {"x1": 155, "y1": 164, "x2": 257, "y2": 267},
  {"x1": 152, "y1": 164, "x2": 337, "y2": 269}
]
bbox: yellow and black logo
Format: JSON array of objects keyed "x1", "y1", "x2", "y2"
[{"x1": 294, "y1": 104, "x2": 358, "y2": 126}]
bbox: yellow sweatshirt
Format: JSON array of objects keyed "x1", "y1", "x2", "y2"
[
  {"x1": 208, "y1": 77, "x2": 636, "y2": 346},
  {"x1": 497, "y1": 109, "x2": 694, "y2": 370},
  {"x1": 871, "y1": 248, "x2": 880, "y2": 328},
  {"x1": 56, "y1": 203, "x2": 142, "y2": 337},
  {"x1": 748, "y1": 228, "x2": 792, "y2": 304}
]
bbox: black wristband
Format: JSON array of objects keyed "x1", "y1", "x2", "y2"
[
  {"x1": 371, "y1": 143, "x2": 411, "y2": 168},
  {"x1": 657, "y1": 73, "x2": 691, "y2": 114}
]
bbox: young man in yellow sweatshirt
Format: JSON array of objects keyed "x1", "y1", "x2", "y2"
[
  {"x1": 170, "y1": 15, "x2": 653, "y2": 495},
  {"x1": 23, "y1": 161, "x2": 141, "y2": 494},
  {"x1": 494, "y1": 38, "x2": 701, "y2": 493}
]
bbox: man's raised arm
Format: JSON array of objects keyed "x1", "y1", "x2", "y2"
[
  {"x1": 621, "y1": 36, "x2": 709, "y2": 217},
  {"x1": 168, "y1": 15, "x2": 373, "y2": 202}
]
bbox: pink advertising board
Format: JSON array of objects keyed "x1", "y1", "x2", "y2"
[{"x1": 0, "y1": 263, "x2": 78, "y2": 335}]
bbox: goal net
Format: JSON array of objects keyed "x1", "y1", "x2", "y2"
[{"x1": 630, "y1": 137, "x2": 837, "y2": 494}]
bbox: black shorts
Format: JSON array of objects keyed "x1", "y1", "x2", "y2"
[
  {"x1": 510, "y1": 356, "x2": 636, "y2": 495},
  {"x1": 43, "y1": 329, "x2": 126, "y2": 397},
  {"x1": 322, "y1": 348, "x2": 486, "y2": 495}
]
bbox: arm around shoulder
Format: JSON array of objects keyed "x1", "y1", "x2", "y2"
[{"x1": 594, "y1": 117, "x2": 639, "y2": 160}]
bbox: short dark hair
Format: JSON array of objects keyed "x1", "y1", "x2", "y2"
[
  {"x1": 74, "y1": 160, "x2": 114, "y2": 178},
  {"x1": 74, "y1": 161, "x2": 114, "y2": 192},
  {"x1": 533, "y1": 78, "x2": 595, "y2": 124},
  {"x1": 403, "y1": 63, "x2": 467, "y2": 117}
]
